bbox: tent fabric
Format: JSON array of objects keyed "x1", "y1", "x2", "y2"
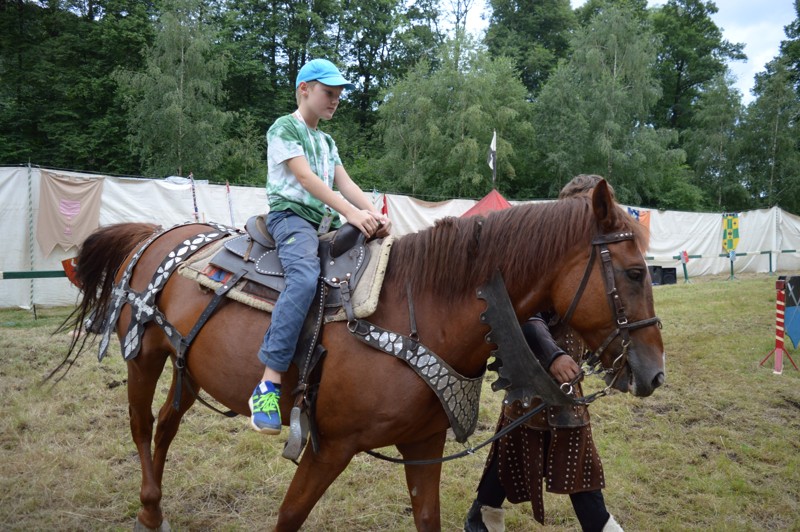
[
  {"x1": 36, "y1": 170, "x2": 104, "y2": 256},
  {"x1": 386, "y1": 194, "x2": 475, "y2": 236},
  {"x1": 460, "y1": 189, "x2": 511, "y2": 217},
  {"x1": 3, "y1": 165, "x2": 800, "y2": 308}
]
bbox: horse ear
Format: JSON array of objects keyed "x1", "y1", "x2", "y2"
[{"x1": 592, "y1": 179, "x2": 618, "y2": 232}]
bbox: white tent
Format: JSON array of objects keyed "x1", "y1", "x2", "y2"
[{"x1": 2, "y1": 165, "x2": 800, "y2": 308}]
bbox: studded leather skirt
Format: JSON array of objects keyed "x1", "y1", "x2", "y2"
[{"x1": 487, "y1": 403, "x2": 605, "y2": 524}]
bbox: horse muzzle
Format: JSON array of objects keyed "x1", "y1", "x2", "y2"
[{"x1": 609, "y1": 347, "x2": 666, "y2": 397}]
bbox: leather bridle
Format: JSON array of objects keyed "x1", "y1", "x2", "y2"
[{"x1": 560, "y1": 230, "x2": 662, "y2": 382}]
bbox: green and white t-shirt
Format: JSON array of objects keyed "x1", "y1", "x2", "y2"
[{"x1": 266, "y1": 113, "x2": 343, "y2": 227}]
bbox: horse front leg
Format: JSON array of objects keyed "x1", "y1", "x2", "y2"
[
  {"x1": 275, "y1": 442, "x2": 355, "y2": 531},
  {"x1": 397, "y1": 430, "x2": 447, "y2": 532}
]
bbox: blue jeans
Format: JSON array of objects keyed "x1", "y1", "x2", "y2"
[{"x1": 257, "y1": 210, "x2": 320, "y2": 372}]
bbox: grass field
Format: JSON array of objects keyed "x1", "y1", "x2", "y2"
[{"x1": 1, "y1": 274, "x2": 799, "y2": 531}]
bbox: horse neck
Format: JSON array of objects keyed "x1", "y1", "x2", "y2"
[
  {"x1": 381, "y1": 205, "x2": 594, "y2": 372},
  {"x1": 379, "y1": 258, "x2": 559, "y2": 379},
  {"x1": 503, "y1": 268, "x2": 558, "y2": 320}
]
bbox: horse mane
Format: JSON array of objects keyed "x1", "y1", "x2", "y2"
[{"x1": 385, "y1": 195, "x2": 648, "y2": 302}]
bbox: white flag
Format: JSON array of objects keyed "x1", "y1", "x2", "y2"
[{"x1": 487, "y1": 130, "x2": 497, "y2": 170}]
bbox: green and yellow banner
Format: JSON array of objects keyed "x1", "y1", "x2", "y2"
[{"x1": 722, "y1": 213, "x2": 739, "y2": 253}]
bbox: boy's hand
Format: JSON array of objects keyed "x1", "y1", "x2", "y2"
[
  {"x1": 549, "y1": 354, "x2": 582, "y2": 384},
  {"x1": 372, "y1": 212, "x2": 392, "y2": 238},
  {"x1": 347, "y1": 209, "x2": 381, "y2": 237}
]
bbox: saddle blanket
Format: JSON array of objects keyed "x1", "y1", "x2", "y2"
[{"x1": 177, "y1": 234, "x2": 395, "y2": 323}]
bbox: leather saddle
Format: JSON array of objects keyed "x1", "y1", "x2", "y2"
[{"x1": 208, "y1": 214, "x2": 370, "y2": 308}]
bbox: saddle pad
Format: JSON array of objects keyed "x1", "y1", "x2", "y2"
[{"x1": 177, "y1": 235, "x2": 394, "y2": 323}]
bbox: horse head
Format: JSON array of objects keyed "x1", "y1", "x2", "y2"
[{"x1": 551, "y1": 181, "x2": 665, "y2": 397}]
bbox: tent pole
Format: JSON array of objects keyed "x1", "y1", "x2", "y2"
[{"x1": 27, "y1": 162, "x2": 36, "y2": 315}]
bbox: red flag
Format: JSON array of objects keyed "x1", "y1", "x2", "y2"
[
  {"x1": 62, "y1": 257, "x2": 80, "y2": 288},
  {"x1": 381, "y1": 194, "x2": 389, "y2": 217}
]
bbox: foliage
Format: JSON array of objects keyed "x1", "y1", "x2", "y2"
[
  {"x1": 683, "y1": 73, "x2": 747, "y2": 210},
  {"x1": 780, "y1": 0, "x2": 800, "y2": 97},
  {"x1": 573, "y1": 0, "x2": 650, "y2": 26},
  {"x1": 0, "y1": 0, "x2": 155, "y2": 172},
  {"x1": 376, "y1": 35, "x2": 534, "y2": 199},
  {"x1": 650, "y1": 0, "x2": 746, "y2": 131},
  {"x1": 113, "y1": 0, "x2": 242, "y2": 179},
  {"x1": 531, "y1": 4, "x2": 695, "y2": 207},
  {"x1": 737, "y1": 57, "x2": 800, "y2": 213},
  {"x1": 485, "y1": 0, "x2": 576, "y2": 96}
]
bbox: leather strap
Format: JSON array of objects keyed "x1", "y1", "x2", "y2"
[
  {"x1": 561, "y1": 244, "x2": 597, "y2": 326},
  {"x1": 172, "y1": 268, "x2": 247, "y2": 413},
  {"x1": 407, "y1": 283, "x2": 419, "y2": 341}
]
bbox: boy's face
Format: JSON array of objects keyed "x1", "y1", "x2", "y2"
[{"x1": 299, "y1": 82, "x2": 344, "y2": 121}]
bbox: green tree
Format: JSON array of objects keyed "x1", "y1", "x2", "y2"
[
  {"x1": 0, "y1": 1, "x2": 154, "y2": 171},
  {"x1": 532, "y1": 4, "x2": 694, "y2": 208},
  {"x1": 738, "y1": 58, "x2": 800, "y2": 213},
  {"x1": 485, "y1": 0, "x2": 575, "y2": 96},
  {"x1": 683, "y1": 73, "x2": 747, "y2": 210},
  {"x1": 780, "y1": 0, "x2": 800, "y2": 96},
  {"x1": 114, "y1": 0, "x2": 241, "y2": 178},
  {"x1": 574, "y1": 0, "x2": 649, "y2": 26},
  {"x1": 217, "y1": 0, "x2": 295, "y2": 131},
  {"x1": 376, "y1": 36, "x2": 533, "y2": 199},
  {"x1": 337, "y1": 0, "x2": 441, "y2": 130},
  {"x1": 214, "y1": 111, "x2": 267, "y2": 185},
  {"x1": 650, "y1": 0, "x2": 745, "y2": 131}
]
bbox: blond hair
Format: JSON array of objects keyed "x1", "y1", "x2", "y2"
[
  {"x1": 295, "y1": 80, "x2": 319, "y2": 106},
  {"x1": 558, "y1": 174, "x2": 616, "y2": 199}
]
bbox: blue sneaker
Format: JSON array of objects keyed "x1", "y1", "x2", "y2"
[{"x1": 249, "y1": 381, "x2": 281, "y2": 434}]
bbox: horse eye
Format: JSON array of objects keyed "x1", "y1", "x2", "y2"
[{"x1": 627, "y1": 269, "x2": 643, "y2": 282}]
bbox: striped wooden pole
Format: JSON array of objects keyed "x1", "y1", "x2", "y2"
[{"x1": 760, "y1": 277, "x2": 786, "y2": 374}]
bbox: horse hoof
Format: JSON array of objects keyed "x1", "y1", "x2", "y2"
[{"x1": 134, "y1": 517, "x2": 171, "y2": 532}]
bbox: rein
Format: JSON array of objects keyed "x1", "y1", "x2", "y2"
[{"x1": 364, "y1": 377, "x2": 617, "y2": 465}]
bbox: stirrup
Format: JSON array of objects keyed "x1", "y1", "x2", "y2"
[{"x1": 282, "y1": 406, "x2": 310, "y2": 461}]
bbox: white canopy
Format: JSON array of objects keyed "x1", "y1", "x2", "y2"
[{"x1": 2, "y1": 165, "x2": 800, "y2": 308}]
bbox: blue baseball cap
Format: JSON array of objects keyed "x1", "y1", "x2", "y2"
[{"x1": 296, "y1": 59, "x2": 355, "y2": 90}]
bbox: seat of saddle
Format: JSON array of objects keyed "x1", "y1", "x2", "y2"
[{"x1": 177, "y1": 216, "x2": 394, "y2": 323}]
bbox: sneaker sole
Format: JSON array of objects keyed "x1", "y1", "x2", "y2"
[{"x1": 248, "y1": 396, "x2": 282, "y2": 435}]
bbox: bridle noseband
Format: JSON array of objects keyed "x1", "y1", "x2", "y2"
[{"x1": 560, "y1": 230, "x2": 661, "y2": 382}]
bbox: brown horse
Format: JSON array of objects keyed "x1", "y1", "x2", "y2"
[{"x1": 62, "y1": 181, "x2": 664, "y2": 531}]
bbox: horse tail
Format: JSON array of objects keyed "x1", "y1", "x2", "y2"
[{"x1": 49, "y1": 223, "x2": 161, "y2": 382}]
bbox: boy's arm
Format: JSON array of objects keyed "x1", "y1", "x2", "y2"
[
  {"x1": 334, "y1": 165, "x2": 376, "y2": 211},
  {"x1": 286, "y1": 157, "x2": 380, "y2": 237},
  {"x1": 334, "y1": 166, "x2": 392, "y2": 237}
]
